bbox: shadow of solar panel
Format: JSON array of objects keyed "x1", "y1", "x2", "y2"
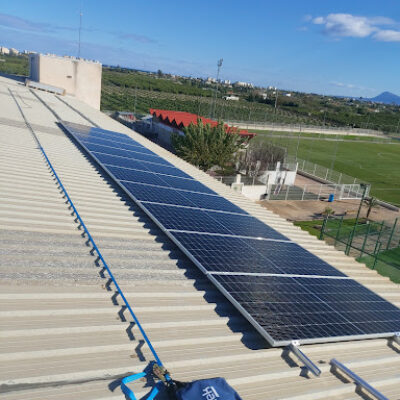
[{"x1": 212, "y1": 274, "x2": 400, "y2": 344}]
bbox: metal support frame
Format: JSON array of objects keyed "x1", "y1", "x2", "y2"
[
  {"x1": 289, "y1": 342, "x2": 321, "y2": 377},
  {"x1": 386, "y1": 217, "x2": 398, "y2": 250},
  {"x1": 330, "y1": 359, "x2": 389, "y2": 400},
  {"x1": 393, "y1": 332, "x2": 400, "y2": 345}
]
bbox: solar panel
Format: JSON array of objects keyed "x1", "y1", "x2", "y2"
[
  {"x1": 62, "y1": 122, "x2": 400, "y2": 347},
  {"x1": 211, "y1": 274, "x2": 400, "y2": 345},
  {"x1": 172, "y1": 231, "x2": 346, "y2": 277}
]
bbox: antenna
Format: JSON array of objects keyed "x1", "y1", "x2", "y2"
[{"x1": 78, "y1": 5, "x2": 83, "y2": 58}]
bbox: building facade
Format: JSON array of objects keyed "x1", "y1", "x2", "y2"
[{"x1": 29, "y1": 54, "x2": 102, "y2": 109}]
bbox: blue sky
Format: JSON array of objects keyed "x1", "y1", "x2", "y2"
[{"x1": 1, "y1": 0, "x2": 400, "y2": 97}]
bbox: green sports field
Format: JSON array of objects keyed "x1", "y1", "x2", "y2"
[{"x1": 256, "y1": 134, "x2": 400, "y2": 206}]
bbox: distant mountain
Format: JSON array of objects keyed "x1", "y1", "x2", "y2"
[{"x1": 368, "y1": 91, "x2": 400, "y2": 105}]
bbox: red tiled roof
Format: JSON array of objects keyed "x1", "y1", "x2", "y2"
[{"x1": 150, "y1": 109, "x2": 255, "y2": 138}]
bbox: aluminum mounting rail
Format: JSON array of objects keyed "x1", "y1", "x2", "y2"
[
  {"x1": 289, "y1": 341, "x2": 321, "y2": 377},
  {"x1": 330, "y1": 358, "x2": 389, "y2": 400}
]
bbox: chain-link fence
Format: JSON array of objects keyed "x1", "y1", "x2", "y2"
[{"x1": 320, "y1": 215, "x2": 400, "y2": 283}]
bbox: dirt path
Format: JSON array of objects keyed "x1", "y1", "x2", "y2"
[{"x1": 258, "y1": 198, "x2": 400, "y2": 222}]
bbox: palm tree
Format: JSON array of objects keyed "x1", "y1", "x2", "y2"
[
  {"x1": 363, "y1": 197, "x2": 378, "y2": 219},
  {"x1": 172, "y1": 119, "x2": 246, "y2": 172}
]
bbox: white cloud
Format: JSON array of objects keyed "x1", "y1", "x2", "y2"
[
  {"x1": 311, "y1": 13, "x2": 400, "y2": 42},
  {"x1": 373, "y1": 29, "x2": 400, "y2": 42}
]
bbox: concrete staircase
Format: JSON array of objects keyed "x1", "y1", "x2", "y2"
[{"x1": 1, "y1": 78, "x2": 399, "y2": 399}]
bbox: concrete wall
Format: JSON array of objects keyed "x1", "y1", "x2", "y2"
[{"x1": 29, "y1": 54, "x2": 102, "y2": 110}]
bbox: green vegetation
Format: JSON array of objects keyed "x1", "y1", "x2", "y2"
[
  {"x1": 258, "y1": 134, "x2": 400, "y2": 205},
  {"x1": 295, "y1": 218, "x2": 400, "y2": 283},
  {"x1": 358, "y1": 248, "x2": 400, "y2": 283},
  {"x1": 1, "y1": 56, "x2": 398, "y2": 204},
  {"x1": 294, "y1": 218, "x2": 362, "y2": 238},
  {"x1": 0, "y1": 54, "x2": 28, "y2": 76},
  {"x1": 171, "y1": 119, "x2": 247, "y2": 172}
]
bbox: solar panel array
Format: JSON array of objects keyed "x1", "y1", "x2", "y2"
[{"x1": 63, "y1": 122, "x2": 400, "y2": 346}]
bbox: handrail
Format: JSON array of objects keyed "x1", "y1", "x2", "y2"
[
  {"x1": 10, "y1": 87, "x2": 168, "y2": 373},
  {"x1": 330, "y1": 359, "x2": 389, "y2": 400}
]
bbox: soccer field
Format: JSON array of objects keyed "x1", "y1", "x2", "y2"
[{"x1": 257, "y1": 135, "x2": 400, "y2": 206}]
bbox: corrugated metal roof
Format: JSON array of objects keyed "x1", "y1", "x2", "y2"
[
  {"x1": 0, "y1": 75, "x2": 399, "y2": 400},
  {"x1": 150, "y1": 108, "x2": 255, "y2": 137}
]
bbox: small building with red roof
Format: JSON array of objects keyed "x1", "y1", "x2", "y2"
[{"x1": 149, "y1": 108, "x2": 255, "y2": 148}]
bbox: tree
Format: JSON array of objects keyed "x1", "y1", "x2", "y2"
[
  {"x1": 238, "y1": 140, "x2": 285, "y2": 174},
  {"x1": 171, "y1": 119, "x2": 246, "y2": 172},
  {"x1": 363, "y1": 197, "x2": 378, "y2": 219}
]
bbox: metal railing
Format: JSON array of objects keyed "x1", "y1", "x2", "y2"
[
  {"x1": 268, "y1": 183, "x2": 366, "y2": 201},
  {"x1": 296, "y1": 157, "x2": 363, "y2": 185}
]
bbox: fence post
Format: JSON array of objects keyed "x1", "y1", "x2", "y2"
[
  {"x1": 285, "y1": 186, "x2": 289, "y2": 200},
  {"x1": 302, "y1": 159, "x2": 305, "y2": 170},
  {"x1": 372, "y1": 242, "x2": 382, "y2": 270},
  {"x1": 338, "y1": 173, "x2": 342, "y2": 184},
  {"x1": 318, "y1": 184, "x2": 322, "y2": 201},
  {"x1": 376, "y1": 220, "x2": 385, "y2": 244},
  {"x1": 301, "y1": 185, "x2": 306, "y2": 200},
  {"x1": 345, "y1": 221, "x2": 358, "y2": 255},
  {"x1": 320, "y1": 216, "x2": 327, "y2": 240},
  {"x1": 313, "y1": 164, "x2": 317, "y2": 175},
  {"x1": 325, "y1": 168, "x2": 329, "y2": 180},
  {"x1": 360, "y1": 222, "x2": 372, "y2": 258},
  {"x1": 386, "y1": 217, "x2": 398, "y2": 250},
  {"x1": 334, "y1": 216, "x2": 344, "y2": 246}
]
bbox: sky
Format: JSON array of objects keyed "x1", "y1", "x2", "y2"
[{"x1": 1, "y1": 0, "x2": 400, "y2": 97}]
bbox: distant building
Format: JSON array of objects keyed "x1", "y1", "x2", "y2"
[
  {"x1": 285, "y1": 93, "x2": 292, "y2": 97},
  {"x1": 206, "y1": 77, "x2": 217, "y2": 84},
  {"x1": 221, "y1": 79, "x2": 231, "y2": 85},
  {"x1": 149, "y1": 109, "x2": 255, "y2": 147},
  {"x1": 233, "y1": 81, "x2": 254, "y2": 88},
  {"x1": 0, "y1": 47, "x2": 10, "y2": 55},
  {"x1": 223, "y1": 95, "x2": 239, "y2": 101},
  {"x1": 29, "y1": 54, "x2": 102, "y2": 109},
  {"x1": 9, "y1": 48, "x2": 19, "y2": 55}
]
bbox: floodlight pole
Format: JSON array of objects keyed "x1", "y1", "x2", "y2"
[{"x1": 211, "y1": 58, "x2": 223, "y2": 119}]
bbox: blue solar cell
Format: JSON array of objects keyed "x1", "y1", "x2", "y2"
[
  {"x1": 79, "y1": 136, "x2": 155, "y2": 154},
  {"x1": 172, "y1": 231, "x2": 282, "y2": 275},
  {"x1": 172, "y1": 231, "x2": 345, "y2": 277},
  {"x1": 144, "y1": 203, "x2": 232, "y2": 235},
  {"x1": 108, "y1": 166, "x2": 166, "y2": 187},
  {"x1": 63, "y1": 122, "x2": 400, "y2": 346},
  {"x1": 212, "y1": 274, "x2": 400, "y2": 343},
  {"x1": 122, "y1": 181, "x2": 197, "y2": 207},
  {"x1": 156, "y1": 174, "x2": 215, "y2": 194},
  {"x1": 180, "y1": 191, "x2": 247, "y2": 214},
  {"x1": 144, "y1": 203, "x2": 286, "y2": 240},
  {"x1": 203, "y1": 210, "x2": 287, "y2": 240},
  {"x1": 83, "y1": 143, "x2": 171, "y2": 166}
]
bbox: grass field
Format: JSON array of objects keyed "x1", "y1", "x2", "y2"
[
  {"x1": 258, "y1": 134, "x2": 400, "y2": 206},
  {"x1": 359, "y1": 247, "x2": 400, "y2": 283},
  {"x1": 295, "y1": 219, "x2": 400, "y2": 283}
]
